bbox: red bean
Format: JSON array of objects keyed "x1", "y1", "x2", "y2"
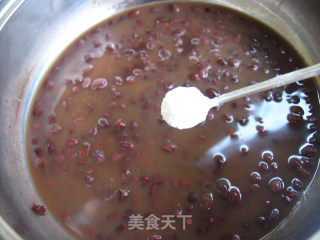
[
  {"x1": 123, "y1": 48, "x2": 136, "y2": 57},
  {"x1": 91, "y1": 78, "x2": 108, "y2": 90},
  {"x1": 259, "y1": 161, "x2": 269, "y2": 172},
  {"x1": 148, "y1": 235, "x2": 163, "y2": 240},
  {"x1": 93, "y1": 150, "x2": 105, "y2": 163},
  {"x1": 48, "y1": 114, "x2": 56, "y2": 123},
  {"x1": 228, "y1": 187, "x2": 242, "y2": 205},
  {"x1": 240, "y1": 145, "x2": 249, "y2": 154},
  {"x1": 115, "y1": 119, "x2": 126, "y2": 129},
  {"x1": 119, "y1": 189, "x2": 130, "y2": 201},
  {"x1": 290, "y1": 106, "x2": 304, "y2": 116},
  {"x1": 171, "y1": 4, "x2": 180, "y2": 13},
  {"x1": 128, "y1": 10, "x2": 140, "y2": 18},
  {"x1": 67, "y1": 138, "x2": 79, "y2": 146},
  {"x1": 141, "y1": 176, "x2": 151, "y2": 185},
  {"x1": 269, "y1": 177, "x2": 284, "y2": 193},
  {"x1": 98, "y1": 118, "x2": 110, "y2": 127},
  {"x1": 191, "y1": 37, "x2": 201, "y2": 45},
  {"x1": 119, "y1": 141, "x2": 135, "y2": 151},
  {"x1": 85, "y1": 175, "x2": 94, "y2": 185},
  {"x1": 189, "y1": 72, "x2": 201, "y2": 81},
  {"x1": 34, "y1": 147, "x2": 43, "y2": 156},
  {"x1": 262, "y1": 151, "x2": 273, "y2": 162},
  {"x1": 47, "y1": 143, "x2": 56, "y2": 154},
  {"x1": 214, "y1": 154, "x2": 226, "y2": 168},
  {"x1": 287, "y1": 113, "x2": 303, "y2": 126},
  {"x1": 232, "y1": 235, "x2": 241, "y2": 240},
  {"x1": 130, "y1": 120, "x2": 138, "y2": 130},
  {"x1": 269, "y1": 208, "x2": 280, "y2": 222},
  {"x1": 217, "y1": 58, "x2": 228, "y2": 66},
  {"x1": 162, "y1": 143, "x2": 178, "y2": 152},
  {"x1": 250, "y1": 172, "x2": 261, "y2": 183},
  {"x1": 158, "y1": 49, "x2": 171, "y2": 61},
  {"x1": 288, "y1": 156, "x2": 310, "y2": 177},
  {"x1": 31, "y1": 204, "x2": 46, "y2": 216},
  {"x1": 206, "y1": 88, "x2": 220, "y2": 98},
  {"x1": 300, "y1": 144, "x2": 317, "y2": 158},
  {"x1": 216, "y1": 178, "x2": 230, "y2": 199},
  {"x1": 291, "y1": 178, "x2": 303, "y2": 191},
  {"x1": 106, "y1": 43, "x2": 115, "y2": 54},
  {"x1": 32, "y1": 138, "x2": 39, "y2": 144},
  {"x1": 238, "y1": 116, "x2": 249, "y2": 126},
  {"x1": 270, "y1": 162, "x2": 279, "y2": 171},
  {"x1": 200, "y1": 192, "x2": 214, "y2": 211},
  {"x1": 126, "y1": 75, "x2": 135, "y2": 83},
  {"x1": 82, "y1": 66, "x2": 93, "y2": 76},
  {"x1": 257, "y1": 216, "x2": 266, "y2": 226}
]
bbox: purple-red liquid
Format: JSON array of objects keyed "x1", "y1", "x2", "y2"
[{"x1": 27, "y1": 2, "x2": 320, "y2": 240}]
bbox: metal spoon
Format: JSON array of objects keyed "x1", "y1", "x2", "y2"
[{"x1": 161, "y1": 63, "x2": 320, "y2": 129}]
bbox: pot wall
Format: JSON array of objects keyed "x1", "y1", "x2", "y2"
[{"x1": 0, "y1": 0, "x2": 319, "y2": 239}]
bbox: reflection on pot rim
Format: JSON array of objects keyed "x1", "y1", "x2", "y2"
[{"x1": 0, "y1": 1, "x2": 319, "y2": 240}]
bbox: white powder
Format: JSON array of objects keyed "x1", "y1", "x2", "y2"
[{"x1": 161, "y1": 86, "x2": 217, "y2": 129}]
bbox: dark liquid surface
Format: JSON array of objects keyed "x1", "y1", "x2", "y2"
[{"x1": 27, "y1": 2, "x2": 320, "y2": 240}]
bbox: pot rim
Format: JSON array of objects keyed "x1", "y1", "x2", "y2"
[{"x1": 1, "y1": 1, "x2": 320, "y2": 240}]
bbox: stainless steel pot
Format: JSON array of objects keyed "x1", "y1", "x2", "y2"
[{"x1": 0, "y1": 0, "x2": 320, "y2": 239}]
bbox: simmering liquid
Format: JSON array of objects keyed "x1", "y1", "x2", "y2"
[{"x1": 27, "y1": 2, "x2": 320, "y2": 240}]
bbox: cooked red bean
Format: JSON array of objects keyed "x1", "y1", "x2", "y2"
[
  {"x1": 31, "y1": 204, "x2": 46, "y2": 216},
  {"x1": 162, "y1": 143, "x2": 178, "y2": 152}
]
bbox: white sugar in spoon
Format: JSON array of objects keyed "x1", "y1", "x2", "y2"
[{"x1": 161, "y1": 63, "x2": 320, "y2": 130}]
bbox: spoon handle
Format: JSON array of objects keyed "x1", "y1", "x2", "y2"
[{"x1": 214, "y1": 62, "x2": 320, "y2": 106}]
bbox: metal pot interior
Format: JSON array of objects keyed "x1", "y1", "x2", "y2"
[{"x1": 0, "y1": 0, "x2": 319, "y2": 239}]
